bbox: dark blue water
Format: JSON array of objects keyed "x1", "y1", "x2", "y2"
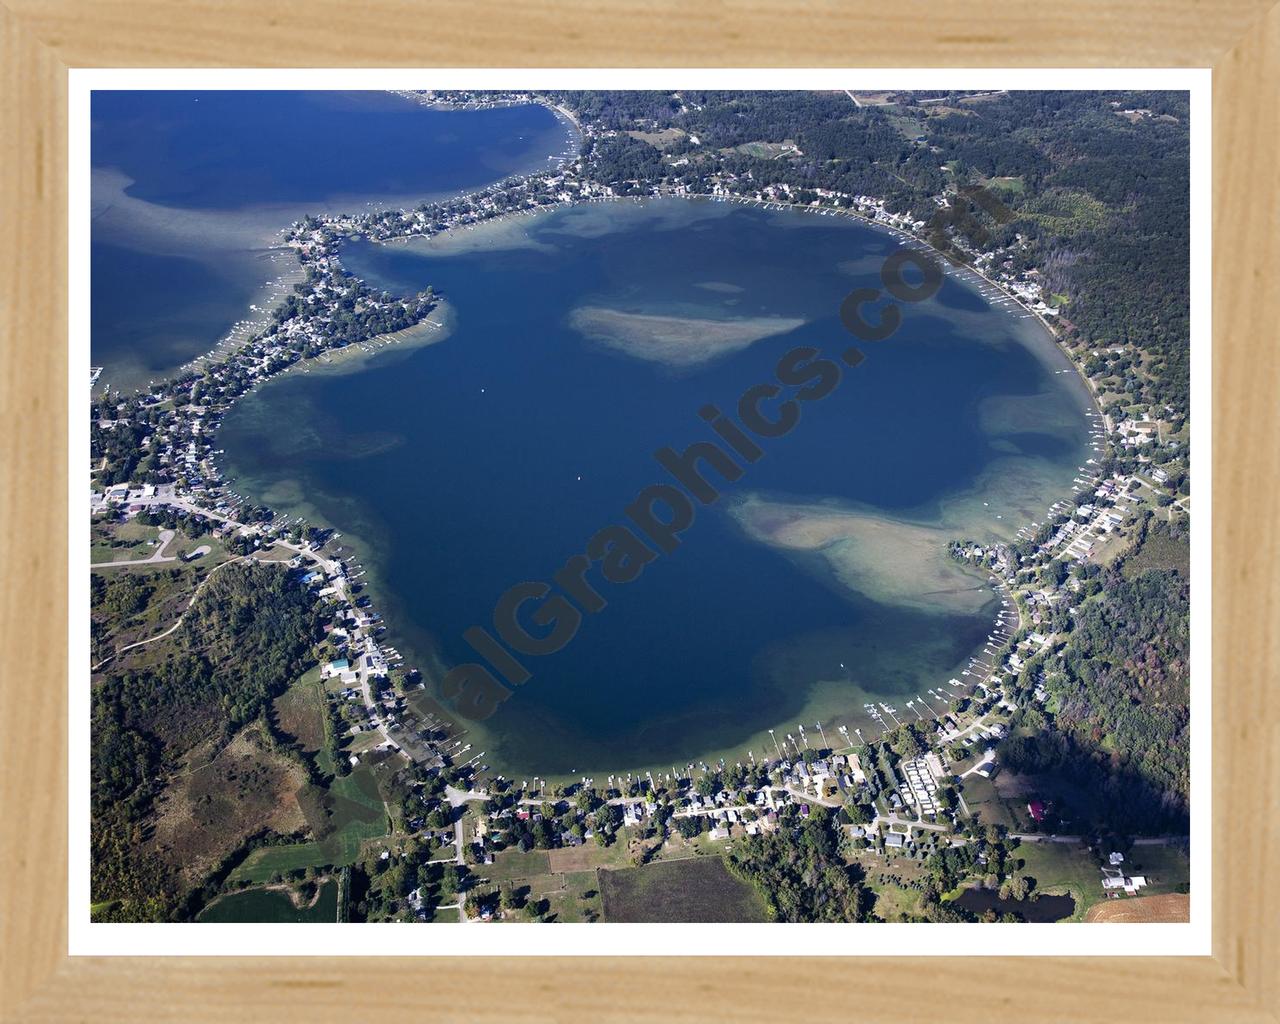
[
  {"x1": 953, "y1": 887, "x2": 1076, "y2": 922},
  {"x1": 91, "y1": 241, "x2": 267, "y2": 385},
  {"x1": 219, "y1": 199, "x2": 1090, "y2": 775},
  {"x1": 92, "y1": 91, "x2": 571, "y2": 210},
  {"x1": 90, "y1": 91, "x2": 574, "y2": 389}
]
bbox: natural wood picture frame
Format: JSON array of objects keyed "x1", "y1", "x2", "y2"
[{"x1": 1, "y1": 2, "x2": 1276, "y2": 1019}]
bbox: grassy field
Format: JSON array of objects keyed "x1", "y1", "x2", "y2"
[
  {"x1": 598, "y1": 856, "x2": 771, "y2": 923},
  {"x1": 1123, "y1": 843, "x2": 1191, "y2": 894},
  {"x1": 626, "y1": 127, "x2": 685, "y2": 149},
  {"x1": 471, "y1": 847, "x2": 608, "y2": 922},
  {"x1": 732, "y1": 139, "x2": 800, "y2": 159},
  {"x1": 984, "y1": 175, "x2": 1026, "y2": 195},
  {"x1": 1092, "y1": 528, "x2": 1138, "y2": 567},
  {"x1": 90, "y1": 518, "x2": 157, "y2": 562},
  {"x1": 547, "y1": 840, "x2": 634, "y2": 873},
  {"x1": 1013, "y1": 841, "x2": 1106, "y2": 921},
  {"x1": 229, "y1": 768, "x2": 389, "y2": 883},
  {"x1": 869, "y1": 880, "x2": 925, "y2": 921},
  {"x1": 197, "y1": 880, "x2": 338, "y2": 923},
  {"x1": 272, "y1": 666, "x2": 335, "y2": 776},
  {"x1": 484, "y1": 848, "x2": 551, "y2": 881},
  {"x1": 1123, "y1": 529, "x2": 1191, "y2": 579},
  {"x1": 551, "y1": 869, "x2": 604, "y2": 923},
  {"x1": 960, "y1": 774, "x2": 1017, "y2": 828}
]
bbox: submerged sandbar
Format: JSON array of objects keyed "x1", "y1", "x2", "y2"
[{"x1": 568, "y1": 306, "x2": 806, "y2": 366}]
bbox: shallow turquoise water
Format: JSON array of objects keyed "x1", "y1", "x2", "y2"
[
  {"x1": 220, "y1": 198, "x2": 1093, "y2": 776},
  {"x1": 90, "y1": 92, "x2": 574, "y2": 389}
]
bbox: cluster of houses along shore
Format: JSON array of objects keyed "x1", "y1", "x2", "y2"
[{"x1": 93, "y1": 91, "x2": 1189, "y2": 902}]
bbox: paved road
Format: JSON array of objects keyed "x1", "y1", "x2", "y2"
[{"x1": 1010, "y1": 833, "x2": 1183, "y2": 846}]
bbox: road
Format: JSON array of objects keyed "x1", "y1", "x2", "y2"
[
  {"x1": 143, "y1": 499, "x2": 413, "y2": 758},
  {"x1": 91, "y1": 555, "x2": 247, "y2": 671},
  {"x1": 1010, "y1": 833, "x2": 1183, "y2": 846},
  {"x1": 91, "y1": 529, "x2": 177, "y2": 567},
  {"x1": 444, "y1": 785, "x2": 471, "y2": 866}
]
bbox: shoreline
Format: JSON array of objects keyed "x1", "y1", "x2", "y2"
[
  {"x1": 105, "y1": 94, "x2": 1107, "y2": 785},
  {"x1": 92, "y1": 96, "x2": 579, "y2": 395},
  {"x1": 217, "y1": 195, "x2": 1090, "y2": 785}
]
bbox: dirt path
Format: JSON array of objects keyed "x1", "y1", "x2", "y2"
[{"x1": 91, "y1": 556, "x2": 246, "y2": 671}]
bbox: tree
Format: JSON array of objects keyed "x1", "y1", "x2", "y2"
[
  {"x1": 845, "y1": 801, "x2": 873, "y2": 825},
  {"x1": 999, "y1": 873, "x2": 1032, "y2": 902}
]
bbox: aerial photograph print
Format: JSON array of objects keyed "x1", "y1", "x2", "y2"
[{"x1": 85, "y1": 83, "x2": 1194, "y2": 933}]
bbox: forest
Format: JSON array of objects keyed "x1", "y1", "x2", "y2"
[
  {"x1": 725, "y1": 805, "x2": 873, "y2": 922},
  {"x1": 91, "y1": 561, "x2": 325, "y2": 920},
  {"x1": 561, "y1": 88, "x2": 1190, "y2": 413},
  {"x1": 1000, "y1": 563, "x2": 1190, "y2": 834}
]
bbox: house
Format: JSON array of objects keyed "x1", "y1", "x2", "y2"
[
  {"x1": 1102, "y1": 866, "x2": 1148, "y2": 895},
  {"x1": 884, "y1": 832, "x2": 906, "y2": 849},
  {"x1": 1027, "y1": 800, "x2": 1047, "y2": 823}
]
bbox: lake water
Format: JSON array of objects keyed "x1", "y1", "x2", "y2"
[
  {"x1": 90, "y1": 91, "x2": 575, "y2": 390},
  {"x1": 219, "y1": 196, "x2": 1095, "y2": 778},
  {"x1": 953, "y1": 885, "x2": 1076, "y2": 922}
]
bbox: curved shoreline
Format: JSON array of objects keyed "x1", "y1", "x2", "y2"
[
  {"x1": 93, "y1": 99, "x2": 580, "y2": 393},
  {"x1": 99, "y1": 92, "x2": 1105, "y2": 785},
  {"x1": 216, "y1": 193, "x2": 1096, "y2": 784}
]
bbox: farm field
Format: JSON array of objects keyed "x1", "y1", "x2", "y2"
[
  {"x1": 1123, "y1": 529, "x2": 1191, "y2": 579},
  {"x1": 197, "y1": 880, "x2": 339, "y2": 923},
  {"x1": 229, "y1": 768, "x2": 389, "y2": 883},
  {"x1": 1084, "y1": 893, "x2": 1190, "y2": 922},
  {"x1": 598, "y1": 856, "x2": 770, "y2": 923}
]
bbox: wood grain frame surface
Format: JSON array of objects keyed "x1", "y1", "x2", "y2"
[{"x1": 1, "y1": 3, "x2": 1276, "y2": 1020}]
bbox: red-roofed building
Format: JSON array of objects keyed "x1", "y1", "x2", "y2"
[{"x1": 1027, "y1": 800, "x2": 1047, "y2": 823}]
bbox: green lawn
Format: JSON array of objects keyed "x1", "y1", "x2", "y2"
[
  {"x1": 229, "y1": 769, "x2": 389, "y2": 882},
  {"x1": 197, "y1": 881, "x2": 338, "y2": 923},
  {"x1": 960, "y1": 774, "x2": 1016, "y2": 828},
  {"x1": 1124, "y1": 843, "x2": 1191, "y2": 894},
  {"x1": 482, "y1": 848, "x2": 551, "y2": 882},
  {"x1": 1013, "y1": 841, "x2": 1105, "y2": 921}
]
